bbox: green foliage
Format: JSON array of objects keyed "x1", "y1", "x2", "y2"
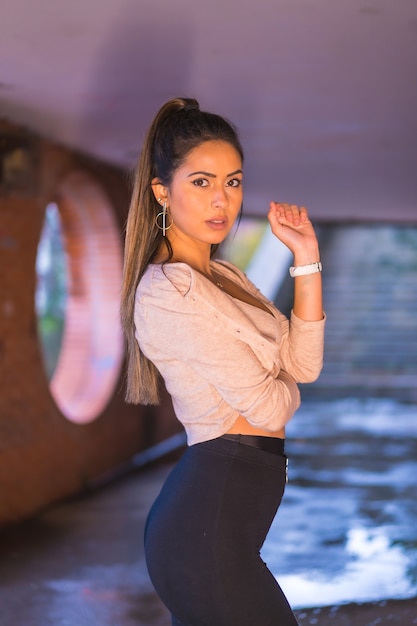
[{"x1": 35, "y1": 204, "x2": 67, "y2": 381}]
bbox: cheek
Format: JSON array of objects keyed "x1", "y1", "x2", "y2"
[
  {"x1": 169, "y1": 197, "x2": 197, "y2": 226},
  {"x1": 169, "y1": 185, "x2": 199, "y2": 208}
]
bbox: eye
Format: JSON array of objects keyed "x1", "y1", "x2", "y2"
[
  {"x1": 192, "y1": 178, "x2": 209, "y2": 187},
  {"x1": 227, "y1": 178, "x2": 242, "y2": 188}
]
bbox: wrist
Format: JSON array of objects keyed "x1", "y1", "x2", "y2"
[
  {"x1": 292, "y1": 248, "x2": 320, "y2": 267},
  {"x1": 289, "y1": 261, "x2": 322, "y2": 278}
]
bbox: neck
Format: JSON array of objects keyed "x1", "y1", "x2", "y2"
[{"x1": 157, "y1": 238, "x2": 213, "y2": 275}]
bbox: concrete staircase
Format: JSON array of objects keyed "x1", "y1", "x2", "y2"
[{"x1": 283, "y1": 224, "x2": 417, "y2": 401}]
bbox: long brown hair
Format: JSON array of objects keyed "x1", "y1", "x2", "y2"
[{"x1": 120, "y1": 97, "x2": 244, "y2": 404}]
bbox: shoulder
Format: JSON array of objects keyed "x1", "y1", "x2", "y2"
[
  {"x1": 134, "y1": 264, "x2": 198, "y2": 340},
  {"x1": 137, "y1": 262, "x2": 195, "y2": 299},
  {"x1": 136, "y1": 262, "x2": 225, "y2": 316}
]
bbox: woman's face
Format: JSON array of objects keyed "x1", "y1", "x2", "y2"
[{"x1": 164, "y1": 140, "x2": 243, "y2": 253}]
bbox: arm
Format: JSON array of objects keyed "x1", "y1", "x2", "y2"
[
  {"x1": 267, "y1": 202, "x2": 324, "y2": 322},
  {"x1": 213, "y1": 257, "x2": 325, "y2": 382}
]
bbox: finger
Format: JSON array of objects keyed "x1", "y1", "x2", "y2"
[
  {"x1": 273, "y1": 203, "x2": 299, "y2": 225},
  {"x1": 272, "y1": 202, "x2": 291, "y2": 218},
  {"x1": 299, "y1": 206, "x2": 309, "y2": 222},
  {"x1": 273, "y1": 202, "x2": 309, "y2": 226}
]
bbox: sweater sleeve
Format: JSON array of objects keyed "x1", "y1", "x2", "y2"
[
  {"x1": 135, "y1": 274, "x2": 301, "y2": 432},
  {"x1": 215, "y1": 260, "x2": 326, "y2": 383},
  {"x1": 278, "y1": 310, "x2": 326, "y2": 383}
]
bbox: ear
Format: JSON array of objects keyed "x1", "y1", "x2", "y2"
[{"x1": 151, "y1": 178, "x2": 169, "y2": 204}]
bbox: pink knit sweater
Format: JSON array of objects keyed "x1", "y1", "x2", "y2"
[{"x1": 134, "y1": 260, "x2": 325, "y2": 445}]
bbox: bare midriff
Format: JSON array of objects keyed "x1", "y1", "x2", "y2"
[{"x1": 225, "y1": 414, "x2": 285, "y2": 439}]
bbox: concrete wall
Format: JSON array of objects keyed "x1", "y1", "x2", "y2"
[{"x1": 0, "y1": 121, "x2": 179, "y2": 526}]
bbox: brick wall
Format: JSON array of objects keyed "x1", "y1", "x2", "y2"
[{"x1": 0, "y1": 121, "x2": 179, "y2": 525}]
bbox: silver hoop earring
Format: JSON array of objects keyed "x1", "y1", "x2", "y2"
[{"x1": 155, "y1": 201, "x2": 173, "y2": 236}]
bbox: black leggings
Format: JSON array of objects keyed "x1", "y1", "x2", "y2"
[{"x1": 144, "y1": 435, "x2": 298, "y2": 626}]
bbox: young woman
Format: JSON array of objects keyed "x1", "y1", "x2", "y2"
[{"x1": 121, "y1": 97, "x2": 325, "y2": 626}]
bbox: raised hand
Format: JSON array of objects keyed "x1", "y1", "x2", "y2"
[{"x1": 267, "y1": 202, "x2": 320, "y2": 265}]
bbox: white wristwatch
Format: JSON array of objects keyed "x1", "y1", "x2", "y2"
[{"x1": 289, "y1": 261, "x2": 322, "y2": 277}]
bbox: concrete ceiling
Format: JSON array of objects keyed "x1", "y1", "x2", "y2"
[{"x1": 1, "y1": 0, "x2": 416, "y2": 222}]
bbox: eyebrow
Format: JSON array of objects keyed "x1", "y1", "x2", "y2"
[{"x1": 187, "y1": 169, "x2": 243, "y2": 178}]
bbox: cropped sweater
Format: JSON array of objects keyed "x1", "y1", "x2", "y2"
[{"x1": 134, "y1": 260, "x2": 325, "y2": 445}]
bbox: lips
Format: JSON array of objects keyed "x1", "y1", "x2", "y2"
[{"x1": 206, "y1": 217, "x2": 228, "y2": 230}]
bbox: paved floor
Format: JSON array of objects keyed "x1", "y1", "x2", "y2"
[{"x1": 0, "y1": 458, "x2": 416, "y2": 626}]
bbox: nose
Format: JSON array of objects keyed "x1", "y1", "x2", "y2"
[{"x1": 212, "y1": 184, "x2": 228, "y2": 208}]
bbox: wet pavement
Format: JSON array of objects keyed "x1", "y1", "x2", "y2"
[
  {"x1": 0, "y1": 398, "x2": 416, "y2": 625},
  {"x1": 268, "y1": 398, "x2": 417, "y2": 609}
]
